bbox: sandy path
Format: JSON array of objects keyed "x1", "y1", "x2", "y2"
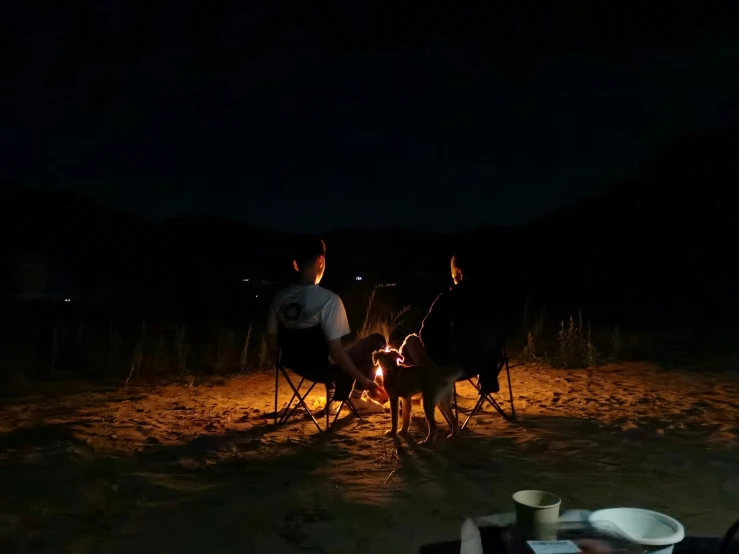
[{"x1": 1, "y1": 362, "x2": 738, "y2": 553}]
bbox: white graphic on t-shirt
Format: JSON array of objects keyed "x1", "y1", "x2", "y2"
[{"x1": 267, "y1": 285, "x2": 351, "y2": 342}]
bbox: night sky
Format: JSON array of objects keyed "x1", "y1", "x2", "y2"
[{"x1": 4, "y1": 2, "x2": 738, "y2": 232}]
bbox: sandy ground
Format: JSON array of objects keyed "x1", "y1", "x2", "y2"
[{"x1": 1, "y1": 362, "x2": 738, "y2": 553}]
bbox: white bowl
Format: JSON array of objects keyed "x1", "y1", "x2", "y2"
[{"x1": 588, "y1": 508, "x2": 685, "y2": 554}]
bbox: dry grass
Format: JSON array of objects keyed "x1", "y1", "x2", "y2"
[
  {"x1": 259, "y1": 333, "x2": 268, "y2": 370},
  {"x1": 240, "y1": 321, "x2": 253, "y2": 373},
  {"x1": 176, "y1": 324, "x2": 190, "y2": 377},
  {"x1": 356, "y1": 289, "x2": 377, "y2": 340},
  {"x1": 356, "y1": 289, "x2": 411, "y2": 344},
  {"x1": 519, "y1": 311, "x2": 602, "y2": 369},
  {"x1": 376, "y1": 305, "x2": 411, "y2": 345}
]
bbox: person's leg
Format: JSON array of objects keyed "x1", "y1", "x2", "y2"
[
  {"x1": 327, "y1": 364, "x2": 384, "y2": 415},
  {"x1": 325, "y1": 383, "x2": 335, "y2": 406},
  {"x1": 477, "y1": 359, "x2": 502, "y2": 393},
  {"x1": 480, "y1": 330, "x2": 504, "y2": 393},
  {"x1": 331, "y1": 368, "x2": 354, "y2": 402},
  {"x1": 295, "y1": 366, "x2": 337, "y2": 414},
  {"x1": 331, "y1": 333, "x2": 386, "y2": 414},
  {"x1": 454, "y1": 331, "x2": 502, "y2": 393},
  {"x1": 343, "y1": 333, "x2": 386, "y2": 387}
]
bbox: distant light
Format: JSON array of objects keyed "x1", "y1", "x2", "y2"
[
  {"x1": 64, "y1": 298, "x2": 71, "y2": 302},
  {"x1": 355, "y1": 276, "x2": 363, "y2": 281},
  {"x1": 255, "y1": 295, "x2": 259, "y2": 298},
  {"x1": 242, "y1": 278, "x2": 250, "y2": 282}
]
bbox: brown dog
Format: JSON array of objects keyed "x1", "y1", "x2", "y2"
[
  {"x1": 399, "y1": 333, "x2": 428, "y2": 365},
  {"x1": 372, "y1": 347, "x2": 462, "y2": 444}
]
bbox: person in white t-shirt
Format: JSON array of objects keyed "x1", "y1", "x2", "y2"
[{"x1": 267, "y1": 237, "x2": 386, "y2": 415}]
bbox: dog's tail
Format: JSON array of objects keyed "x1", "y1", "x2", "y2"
[
  {"x1": 445, "y1": 367, "x2": 465, "y2": 384},
  {"x1": 433, "y1": 368, "x2": 465, "y2": 405}
]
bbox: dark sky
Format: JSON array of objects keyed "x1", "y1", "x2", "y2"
[{"x1": 4, "y1": 2, "x2": 738, "y2": 232}]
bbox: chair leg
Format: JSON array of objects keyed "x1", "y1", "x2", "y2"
[
  {"x1": 476, "y1": 356, "x2": 514, "y2": 421},
  {"x1": 328, "y1": 399, "x2": 348, "y2": 431},
  {"x1": 461, "y1": 393, "x2": 486, "y2": 430},
  {"x1": 279, "y1": 383, "x2": 308, "y2": 425},
  {"x1": 346, "y1": 396, "x2": 361, "y2": 419},
  {"x1": 277, "y1": 372, "x2": 364, "y2": 433},
  {"x1": 462, "y1": 392, "x2": 511, "y2": 430},
  {"x1": 293, "y1": 382, "x2": 321, "y2": 431},
  {"x1": 327, "y1": 388, "x2": 363, "y2": 431},
  {"x1": 441, "y1": 401, "x2": 454, "y2": 427},
  {"x1": 485, "y1": 394, "x2": 509, "y2": 420},
  {"x1": 279, "y1": 371, "x2": 323, "y2": 431},
  {"x1": 461, "y1": 353, "x2": 516, "y2": 428},
  {"x1": 278, "y1": 376, "x2": 306, "y2": 425}
]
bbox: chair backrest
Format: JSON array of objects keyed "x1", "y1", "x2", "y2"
[
  {"x1": 278, "y1": 325, "x2": 329, "y2": 378},
  {"x1": 452, "y1": 321, "x2": 505, "y2": 380},
  {"x1": 448, "y1": 280, "x2": 504, "y2": 377}
]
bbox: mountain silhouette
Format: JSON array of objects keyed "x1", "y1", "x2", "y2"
[{"x1": 1, "y1": 128, "x2": 736, "y2": 327}]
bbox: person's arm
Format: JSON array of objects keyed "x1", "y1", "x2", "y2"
[
  {"x1": 321, "y1": 295, "x2": 378, "y2": 391},
  {"x1": 419, "y1": 291, "x2": 451, "y2": 338},
  {"x1": 418, "y1": 290, "x2": 454, "y2": 363},
  {"x1": 327, "y1": 338, "x2": 375, "y2": 389}
]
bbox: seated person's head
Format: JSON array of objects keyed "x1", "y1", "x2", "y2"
[
  {"x1": 450, "y1": 251, "x2": 467, "y2": 285},
  {"x1": 293, "y1": 237, "x2": 326, "y2": 285}
]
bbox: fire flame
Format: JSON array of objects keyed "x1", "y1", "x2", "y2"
[{"x1": 375, "y1": 366, "x2": 383, "y2": 378}]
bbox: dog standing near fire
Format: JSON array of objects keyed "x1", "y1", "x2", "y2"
[{"x1": 372, "y1": 335, "x2": 462, "y2": 443}]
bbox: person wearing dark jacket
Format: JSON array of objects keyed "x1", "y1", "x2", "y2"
[{"x1": 418, "y1": 251, "x2": 503, "y2": 393}]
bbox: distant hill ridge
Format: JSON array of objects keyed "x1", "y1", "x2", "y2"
[{"x1": 2, "y1": 128, "x2": 737, "y2": 324}]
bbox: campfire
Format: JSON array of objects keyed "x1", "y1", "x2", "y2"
[{"x1": 374, "y1": 346, "x2": 404, "y2": 387}]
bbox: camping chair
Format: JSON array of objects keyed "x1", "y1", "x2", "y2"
[
  {"x1": 274, "y1": 325, "x2": 360, "y2": 432},
  {"x1": 453, "y1": 344, "x2": 516, "y2": 430}
]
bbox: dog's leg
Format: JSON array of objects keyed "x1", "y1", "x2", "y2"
[
  {"x1": 385, "y1": 396, "x2": 399, "y2": 437},
  {"x1": 400, "y1": 397, "x2": 412, "y2": 434},
  {"x1": 420, "y1": 394, "x2": 438, "y2": 444},
  {"x1": 438, "y1": 392, "x2": 459, "y2": 439}
]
